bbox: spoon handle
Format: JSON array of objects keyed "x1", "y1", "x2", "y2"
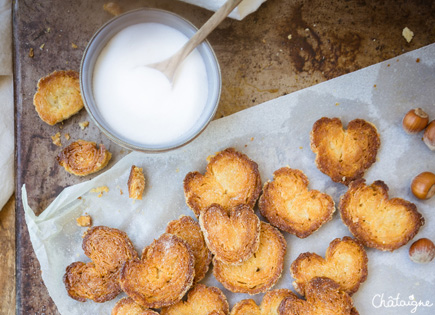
[{"x1": 169, "y1": 0, "x2": 244, "y2": 71}]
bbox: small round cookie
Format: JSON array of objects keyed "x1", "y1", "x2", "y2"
[
  {"x1": 213, "y1": 222, "x2": 286, "y2": 295},
  {"x1": 112, "y1": 297, "x2": 159, "y2": 315},
  {"x1": 57, "y1": 140, "x2": 112, "y2": 176},
  {"x1": 120, "y1": 233, "x2": 195, "y2": 309},
  {"x1": 33, "y1": 70, "x2": 84, "y2": 125},
  {"x1": 184, "y1": 148, "x2": 261, "y2": 217},
  {"x1": 259, "y1": 167, "x2": 335, "y2": 238},
  {"x1": 230, "y1": 289, "x2": 296, "y2": 315},
  {"x1": 290, "y1": 236, "x2": 368, "y2": 296},
  {"x1": 339, "y1": 179, "x2": 424, "y2": 251},
  {"x1": 199, "y1": 204, "x2": 261, "y2": 265},
  {"x1": 166, "y1": 215, "x2": 212, "y2": 283},
  {"x1": 161, "y1": 284, "x2": 229, "y2": 315}
]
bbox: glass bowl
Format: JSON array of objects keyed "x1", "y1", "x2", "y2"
[{"x1": 80, "y1": 8, "x2": 221, "y2": 152}]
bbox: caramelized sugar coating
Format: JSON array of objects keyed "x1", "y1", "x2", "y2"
[
  {"x1": 82, "y1": 226, "x2": 138, "y2": 276},
  {"x1": 278, "y1": 277, "x2": 357, "y2": 315},
  {"x1": 290, "y1": 237, "x2": 368, "y2": 296},
  {"x1": 63, "y1": 226, "x2": 138, "y2": 303},
  {"x1": 63, "y1": 261, "x2": 121, "y2": 303},
  {"x1": 166, "y1": 215, "x2": 212, "y2": 283},
  {"x1": 57, "y1": 140, "x2": 112, "y2": 176},
  {"x1": 259, "y1": 167, "x2": 335, "y2": 238},
  {"x1": 184, "y1": 148, "x2": 261, "y2": 217},
  {"x1": 33, "y1": 70, "x2": 84, "y2": 125},
  {"x1": 339, "y1": 179, "x2": 424, "y2": 251},
  {"x1": 310, "y1": 118, "x2": 380, "y2": 185},
  {"x1": 128, "y1": 165, "x2": 145, "y2": 200},
  {"x1": 161, "y1": 284, "x2": 229, "y2": 315},
  {"x1": 120, "y1": 233, "x2": 195, "y2": 309},
  {"x1": 213, "y1": 222, "x2": 286, "y2": 295},
  {"x1": 112, "y1": 297, "x2": 159, "y2": 315},
  {"x1": 230, "y1": 289, "x2": 296, "y2": 315},
  {"x1": 199, "y1": 204, "x2": 261, "y2": 265}
]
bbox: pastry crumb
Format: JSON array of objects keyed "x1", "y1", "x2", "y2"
[
  {"x1": 103, "y1": 2, "x2": 122, "y2": 16},
  {"x1": 128, "y1": 166, "x2": 145, "y2": 200},
  {"x1": 29, "y1": 48, "x2": 34, "y2": 58},
  {"x1": 64, "y1": 133, "x2": 70, "y2": 140},
  {"x1": 287, "y1": 34, "x2": 292, "y2": 40},
  {"x1": 40, "y1": 43, "x2": 45, "y2": 50},
  {"x1": 79, "y1": 121, "x2": 89, "y2": 130},
  {"x1": 90, "y1": 186, "x2": 109, "y2": 198},
  {"x1": 402, "y1": 27, "x2": 414, "y2": 43},
  {"x1": 76, "y1": 215, "x2": 92, "y2": 227},
  {"x1": 51, "y1": 132, "x2": 62, "y2": 146},
  {"x1": 71, "y1": 43, "x2": 78, "y2": 49}
]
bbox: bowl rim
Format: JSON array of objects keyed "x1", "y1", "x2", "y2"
[{"x1": 80, "y1": 8, "x2": 221, "y2": 153}]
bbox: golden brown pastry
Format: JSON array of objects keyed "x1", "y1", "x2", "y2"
[
  {"x1": 57, "y1": 140, "x2": 112, "y2": 176},
  {"x1": 63, "y1": 226, "x2": 138, "y2": 303},
  {"x1": 160, "y1": 284, "x2": 229, "y2": 315},
  {"x1": 112, "y1": 297, "x2": 159, "y2": 315},
  {"x1": 166, "y1": 215, "x2": 212, "y2": 283},
  {"x1": 339, "y1": 179, "x2": 425, "y2": 251},
  {"x1": 184, "y1": 148, "x2": 261, "y2": 217},
  {"x1": 290, "y1": 237, "x2": 368, "y2": 296},
  {"x1": 199, "y1": 204, "x2": 261, "y2": 264},
  {"x1": 310, "y1": 117, "x2": 380, "y2": 185},
  {"x1": 213, "y1": 222, "x2": 286, "y2": 295},
  {"x1": 259, "y1": 167, "x2": 335, "y2": 238},
  {"x1": 230, "y1": 289, "x2": 296, "y2": 315},
  {"x1": 278, "y1": 277, "x2": 357, "y2": 315},
  {"x1": 64, "y1": 261, "x2": 121, "y2": 303},
  {"x1": 120, "y1": 233, "x2": 195, "y2": 309},
  {"x1": 33, "y1": 70, "x2": 84, "y2": 125},
  {"x1": 128, "y1": 165, "x2": 145, "y2": 200}
]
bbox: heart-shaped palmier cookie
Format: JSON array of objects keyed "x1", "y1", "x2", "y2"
[
  {"x1": 63, "y1": 226, "x2": 138, "y2": 303},
  {"x1": 184, "y1": 148, "x2": 261, "y2": 217},
  {"x1": 213, "y1": 222, "x2": 286, "y2": 295},
  {"x1": 259, "y1": 167, "x2": 335, "y2": 238},
  {"x1": 290, "y1": 237, "x2": 368, "y2": 296},
  {"x1": 310, "y1": 117, "x2": 380, "y2": 185},
  {"x1": 166, "y1": 215, "x2": 212, "y2": 283},
  {"x1": 230, "y1": 289, "x2": 295, "y2": 315},
  {"x1": 112, "y1": 297, "x2": 159, "y2": 315},
  {"x1": 279, "y1": 277, "x2": 358, "y2": 315},
  {"x1": 339, "y1": 179, "x2": 424, "y2": 251},
  {"x1": 120, "y1": 233, "x2": 195, "y2": 309},
  {"x1": 200, "y1": 204, "x2": 261, "y2": 264},
  {"x1": 161, "y1": 284, "x2": 229, "y2": 315}
]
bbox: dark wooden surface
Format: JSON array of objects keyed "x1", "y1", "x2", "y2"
[{"x1": 11, "y1": 0, "x2": 435, "y2": 313}]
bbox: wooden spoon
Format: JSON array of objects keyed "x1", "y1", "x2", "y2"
[{"x1": 150, "y1": 0, "x2": 244, "y2": 83}]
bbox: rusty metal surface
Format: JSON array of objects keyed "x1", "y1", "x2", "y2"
[{"x1": 14, "y1": 0, "x2": 434, "y2": 313}]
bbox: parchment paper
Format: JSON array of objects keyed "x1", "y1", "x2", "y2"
[
  {"x1": 179, "y1": 0, "x2": 267, "y2": 20},
  {"x1": 23, "y1": 44, "x2": 435, "y2": 314}
]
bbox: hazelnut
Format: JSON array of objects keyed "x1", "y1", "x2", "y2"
[
  {"x1": 411, "y1": 171, "x2": 435, "y2": 200},
  {"x1": 423, "y1": 120, "x2": 435, "y2": 151},
  {"x1": 409, "y1": 238, "x2": 435, "y2": 264},
  {"x1": 402, "y1": 108, "x2": 429, "y2": 134}
]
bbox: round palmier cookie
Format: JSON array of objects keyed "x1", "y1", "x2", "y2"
[
  {"x1": 120, "y1": 233, "x2": 195, "y2": 309},
  {"x1": 112, "y1": 297, "x2": 159, "y2": 315},
  {"x1": 166, "y1": 215, "x2": 212, "y2": 282},
  {"x1": 199, "y1": 204, "x2": 261, "y2": 265},
  {"x1": 213, "y1": 222, "x2": 286, "y2": 295},
  {"x1": 57, "y1": 140, "x2": 112, "y2": 176},
  {"x1": 310, "y1": 117, "x2": 380, "y2": 185},
  {"x1": 290, "y1": 236, "x2": 368, "y2": 296},
  {"x1": 184, "y1": 148, "x2": 262, "y2": 217},
  {"x1": 63, "y1": 261, "x2": 121, "y2": 303},
  {"x1": 161, "y1": 284, "x2": 229, "y2": 315},
  {"x1": 278, "y1": 277, "x2": 358, "y2": 315},
  {"x1": 339, "y1": 179, "x2": 425, "y2": 251},
  {"x1": 230, "y1": 289, "x2": 295, "y2": 315},
  {"x1": 259, "y1": 167, "x2": 335, "y2": 238},
  {"x1": 33, "y1": 70, "x2": 84, "y2": 125},
  {"x1": 82, "y1": 226, "x2": 138, "y2": 276}
]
